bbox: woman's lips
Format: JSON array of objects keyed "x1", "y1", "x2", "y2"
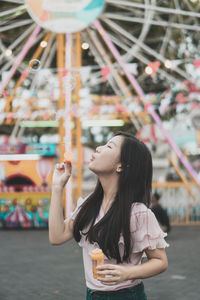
[{"x1": 90, "y1": 154, "x2": 96, "y2": 161}]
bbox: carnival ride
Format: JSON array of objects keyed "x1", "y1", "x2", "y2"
[{"x1": 0, "y1": 0, "x2": 200, "y2": 227}]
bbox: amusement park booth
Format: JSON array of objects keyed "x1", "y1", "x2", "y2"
[{"x1": 0, "y1": 142, "x2": 55, "y2": 229}]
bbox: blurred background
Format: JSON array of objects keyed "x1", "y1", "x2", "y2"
[
  {"x1": 0, "y1": 0, "x2": 200, "y2": 299},
  {"x1": 0, "y1": 0, "x2": 200, "y2": 228}
]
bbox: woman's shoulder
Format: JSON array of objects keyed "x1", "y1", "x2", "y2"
[
  {"x1": 76, "y1": 194, "x2": 91, "y2": 207},
  {"x1": 131, "y1": 202, "x2": 149, "y2": 215},
  {"x1": 76, "y1": 196, "x2": 86, "y2": 206},
  {"x1": 70, "y1": 196, "x2": 88, "y2": 220}
]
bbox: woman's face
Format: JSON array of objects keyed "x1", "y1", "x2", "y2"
[{"x1": 88, "y1": 135, "x2": 124, "y2": 175}]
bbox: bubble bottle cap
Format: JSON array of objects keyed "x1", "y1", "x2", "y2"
[{"x1": 91, "y1": 248, "x2": 104, "y2": 260}]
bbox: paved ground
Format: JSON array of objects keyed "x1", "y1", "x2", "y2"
[{"x1": 0, "y1": 226, "x2": 200, "y2": 300}]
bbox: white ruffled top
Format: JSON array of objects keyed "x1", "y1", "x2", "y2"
[{"x1": 71, "y1": 197, "x2": 169, "y2": 291}]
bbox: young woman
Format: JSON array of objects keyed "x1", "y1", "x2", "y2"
[{"x1": 49, "y1": 131, "x2": 169, "y2": 300}]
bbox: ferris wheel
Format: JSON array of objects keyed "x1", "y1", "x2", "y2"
[
  {"x1": 0, "y1": 0, "x2": 200, "y2": 94},
  {"x1": 0, "y1": 0, "x2": 200, "y2": 193}
]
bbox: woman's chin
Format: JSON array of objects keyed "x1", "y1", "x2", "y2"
[
  {"x1": 88, "y1": 162, "x2": 94, "y2": 171},
  {"x1": 88, "y1": 162, "x2": 97, "y2": 174}
]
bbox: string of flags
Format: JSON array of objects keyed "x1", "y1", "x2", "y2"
[
  {"x1": 2, "y1": 59, "x2": 200, "y2": 94},
  {"x1": 0, "y1": 81, "x2": 200, "y2": 124}
]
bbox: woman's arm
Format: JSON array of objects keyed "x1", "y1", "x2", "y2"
[
  {"x1": 97, "y1": 248, "x2": 168, "y2": 285},
  {"x1": 49, "y1": 162, "x2": 74, "y2": 245},
  {"x1": 126, "y1": 248, "x2": 168, "y2": 280},
  {"x1": 49, "y1": 185, "x2": 74, "y2": 245}
]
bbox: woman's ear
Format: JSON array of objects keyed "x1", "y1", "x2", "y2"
[{"x1": 116, "y1": 163, "x2": 123, "y2": 173}]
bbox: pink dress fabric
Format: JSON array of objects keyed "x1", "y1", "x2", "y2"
[{"x1": 70, "y1": 197, "x2": 169, "y2": 291}]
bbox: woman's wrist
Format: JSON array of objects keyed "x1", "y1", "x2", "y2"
[
  {"x1": 125, "y1": 265, "x2": 137, "y2": 281},
  {"x1": 52, "y1": 184, "x2": 65, "y2": 190}
]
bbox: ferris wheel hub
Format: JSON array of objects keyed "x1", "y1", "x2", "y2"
[{"x1": 25, "y1": 0, "x2": 105, "y2": 33}]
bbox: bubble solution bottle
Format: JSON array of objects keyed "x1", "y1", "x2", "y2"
[{"x1": 91, "y1": 248, "x2": 105, "y2": 279}]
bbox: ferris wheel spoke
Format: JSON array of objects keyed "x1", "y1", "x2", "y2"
[
  {"x1": 107, "y1": 31, "x2": 179, "y2": 85},
  {"x1": 0, "y1": 4, "x2": 26, "y2": 17},
  {"x1": 85, "y1": 39, "x2": 117, "y2": 91},
  {"x1": 1, "y1": 55, "x2": 25, "y2": 73},
  {"x1": 85, "y1": 30, "x2": 120, "y2": 95},
  {"x1": 9, "y1": 23, "x2": 36, "y2": 51},
  {"x1": 106, "y1": 0, "x2": 200, "y2": 19},
  {"x1": 43, "y1": 39, "x2": 56, "y2": 69},
  {"x1": 0, "y1": 0, "x2": 199, "y2": 100},
  {"x1": 32, "y1": 30, "x2": 47, "y2": 46},
  {"x1": 39, "y1": 33, "x2": 55, "y2": 66},
  {"x1": 0, "y1": 24, "x2": 35, "y2": 63},
  {"x1": 0, "y1": 10, "x2": 27, "y2": 27},
  {"x1": 0, "y1": 27, "x2": 44, "y2": 74},
  {"x1": 30, "y1": 33, "x2": 54, "y2": 90},
  {"x1": 104, "y1": 0, "x2": 157, "y2": 67},
  {"x1": 102, "y1": 17, "x2": 190, "y2": 80},
  {"x1": 173, "y1": 0, "x2": 188, "y2": 25},
  {"x1": 1, "y1": 29, "x2": 46, "y2": 69},
  {"x1": 103, "y1": 13, "x2": 200, "y2": 32},
  {"x1": 0, "y1": 19, "x2": 33, "y2": 33},
  {"x1": 159, "y1": 19, "x2": 174, "y2": 57},
  {"x1": 174, "y1": 0, "x2": 181, "y2": 10},
  {"x1": 2, "y1": 0, "x2": 24, "y2": 4},
  {"x1": 183, "y1": 0, "x2": 198, "y2": 11},
  {"x1": 139, "y1": 0, "x2": 156, "y2": 41},
  {"x1": 129, "y1": 0, "x2": 156, "y2": 60},
  {"x1": 87, "y1": 28, "x2": 129, "y2": 96}
]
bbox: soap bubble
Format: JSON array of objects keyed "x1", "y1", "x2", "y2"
[{"x1": 29, "y1": 59, "x2": 41, "y2": 72}]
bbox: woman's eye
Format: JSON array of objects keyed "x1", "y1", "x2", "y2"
[{"x1": 107, "y1": 145, "x2": 112, "y2": 148}]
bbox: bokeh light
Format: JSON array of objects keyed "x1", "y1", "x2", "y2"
[
  {"x1": 5, "y1": 49, "x2": 12, "y2": 57},
  {"x1": 82, "y1": 42, "x2": 90, "y2": 50},
  {"x1": 40, "y1": 41, "x2": 48, "y2": 48},
  {"x1": 145, "y1": 66, "x2": 153, "y2": 75}
]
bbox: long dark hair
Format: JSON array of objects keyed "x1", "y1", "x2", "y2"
[{"x1": 73, "y1": 131, "x2": 152, "y2": 263}]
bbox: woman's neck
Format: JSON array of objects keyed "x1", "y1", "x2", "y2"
[{"x1": 99, "y1": 174, "x2": 118, "y2": 213}]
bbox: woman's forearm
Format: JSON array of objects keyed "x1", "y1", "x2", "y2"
[
  {"x1": 49, "y1": 185, "x2": 65, "y2": 244},
  {"x1": 126, "y1": 258, "x2": 168, "y2": 280}
]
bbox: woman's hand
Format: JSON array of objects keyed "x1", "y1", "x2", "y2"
[
  {"x1": 96, "y1": 264, "x2": 129, "y2": 286},
  {"x1": 52, "y1": 161, "x2": 72, "y2": 189}
]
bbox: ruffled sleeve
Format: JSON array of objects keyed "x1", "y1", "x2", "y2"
[
  {"x1": 131, "y1": 203, "x2": 169, "y2": 253},
  {"x1": 70, "y1": 197, "x2": 85, "y2": 220}
]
